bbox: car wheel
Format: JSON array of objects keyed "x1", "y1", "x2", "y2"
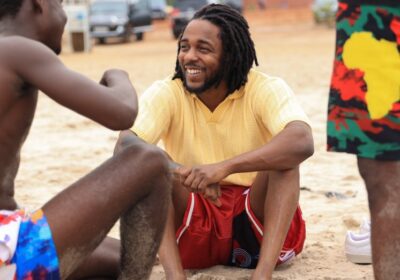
[
  {"x1": 98, "y1": 37, "x2": 106, "y2": 44},
  {"x1": 123, "y1": 24, "x2": 133, "y2": 43},
  {"x1": 173, "y1": 29, "x2": 180, "y2": 39},
  {"x1": 135, "y1": 32, "x2": 144, "y2": 41},
  {"x1": 123, "y1": 33, "x2": 131, "y2": 43}
]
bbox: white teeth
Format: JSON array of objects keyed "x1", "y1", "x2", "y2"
[{"x1": 187, "y1": 69, "x2": 201, "y2": 75}]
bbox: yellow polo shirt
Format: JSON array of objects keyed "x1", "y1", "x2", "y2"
[{"x1": 132, "y1": 69, "x2": 309, "y2": 186}]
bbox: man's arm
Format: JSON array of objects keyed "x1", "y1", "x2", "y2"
[
  {"x1": 8, "y1": 37, "x2": 137, "y2": 130},
  {"x1": 225, "y1": 121, "x2": 314, "y2": 172},
  {"x1": 177, "y1": 121, "x2": 314, "y2": 193}
]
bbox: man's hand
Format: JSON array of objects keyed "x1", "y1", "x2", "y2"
[
  {"x1": 99, "y1": 69, "x2": 130, "y2": 87},
  {"x1": 174, "y1": 163, "x2": 229, "y2": 206},
  {"x1": 203, "y1": 184, "x2": 222, "y2": 207}
]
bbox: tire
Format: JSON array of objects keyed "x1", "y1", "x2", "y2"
[
  {"x1": 173, "y1": 29, "x2": 180, "y2": 39},
  {"x1": 98, "y1": 37, "x2": 106, "y2": 44},
  {"x1": 135, "y1": 32, "x2": 144, "y2": 41},
  {"x1": 123, "y1": 24, "x2": 132, "y2": 43},
  {"x1": 123, "y1": 33, "x2": 131, "y2": 43}
]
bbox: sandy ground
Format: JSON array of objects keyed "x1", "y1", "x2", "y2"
[{"x1": 16, "y1": 8, "x2": 373, "y2": 280}]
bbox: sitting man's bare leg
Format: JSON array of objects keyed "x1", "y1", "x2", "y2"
[
  {"x1": 66, "y1": 237, "x2": 120, "y2": 279},
  {"x1": 42, "y1": 135, "x2": 171, "y2": 280}
]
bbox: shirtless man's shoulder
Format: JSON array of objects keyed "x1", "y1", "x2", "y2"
[{"x1": 0, "y1": 36, "x2": 51, "y2": 102}]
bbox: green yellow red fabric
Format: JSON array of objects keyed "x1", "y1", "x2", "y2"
[{"x1": 327, "y1": 1, "x2": 400, "y2": 160}]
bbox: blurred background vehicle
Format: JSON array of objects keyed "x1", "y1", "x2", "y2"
[
  {"x1": 170, "y1": 0, "x2": 209, "y2": 39},
  {"x1": 312, "y1": 0, "x2": 337, "y2": 27},
  {"x1": 170, "y1": 0, "x2": 243, "y2": 39},
  {"x1": 220, "y1": 0, "x2": 243, "y2": 13},
  {"x1": 89, "y1": 0, "x2": 152, "y2": 43},
  {"x1": 150, "y1": 0, "x2": 168, "y2": 19}
]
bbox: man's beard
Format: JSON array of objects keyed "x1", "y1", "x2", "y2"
[
  {"x1": 54, "y1": 46, "x2": 62, "y2": 55},
  {"x1": 182, "y1": 69, "x2": 223, "y2": 95}
]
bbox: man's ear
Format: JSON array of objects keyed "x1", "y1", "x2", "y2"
[{"x1": 30, "y1": 0, "x2": 45, "y2": 14}]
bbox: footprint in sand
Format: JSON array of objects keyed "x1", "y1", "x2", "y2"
[{"x1": 343, "y1": 32, "x2": 400, "y2": 119}]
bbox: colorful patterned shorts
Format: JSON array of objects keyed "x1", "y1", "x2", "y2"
[
  {"x1": 327, "y1": 1, "x2": 400, "y2": 160},
  {"x1": 11, "y1": 209, "x2": 60, "y2": 280}
]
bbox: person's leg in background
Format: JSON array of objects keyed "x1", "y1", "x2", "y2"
[{"x1": 358, "y1": 159, "x2": 400, "y2": 280}]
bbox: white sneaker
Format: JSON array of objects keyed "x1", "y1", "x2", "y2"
[
  {"x1": 344, "y1": 219, "x2": 372, "y2": 264},
  {"x1": 359, "y1": 218, "x2": 371, "y2": 234}
]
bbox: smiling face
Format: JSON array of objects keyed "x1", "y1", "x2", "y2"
[{"x1": 178, "y1": 19, "x2": 224, "y2": 95}]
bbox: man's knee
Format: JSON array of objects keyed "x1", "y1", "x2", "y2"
[
  {"x1": 118, "y1": 142, "x2": 171, "y2": 197},
  {"x1": 121, "y1": 142, "x2": 169, "y2": 173},
  {"x1": 140, "y1": 144, "x2": 169, "y2": 174}
]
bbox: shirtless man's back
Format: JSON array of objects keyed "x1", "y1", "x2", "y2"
[{"x1": 0, "y1": 1, "x2": 170, "y2": 279}]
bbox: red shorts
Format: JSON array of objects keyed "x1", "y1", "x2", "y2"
[{"x1": 176, "y1": 186, "x2": 306, "y2": 269}]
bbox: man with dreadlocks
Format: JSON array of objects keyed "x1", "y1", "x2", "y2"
[
  {"x1": 0, "y1": 0, "x2": 171, "y2": 279},
  {"x1": 117, "y1": 3, "x2": 313, "y2": 279}
]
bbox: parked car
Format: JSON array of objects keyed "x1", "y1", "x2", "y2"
[
  {"x1": 170, "y1": 0, "x2": 242, "y2": 39},
  {"x1": 89, "y1": 0, "x2": 152, "y2": 43},
  {"x1": 220, "y1": 0, "x2": 243, "y2": 13},
  {"x1": 150, "y1": 0, "x2": 167, "y2": 20}
]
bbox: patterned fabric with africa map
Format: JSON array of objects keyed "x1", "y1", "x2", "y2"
[{"x1": 327, "y1": 0, "x2": 400, "y2": 160}]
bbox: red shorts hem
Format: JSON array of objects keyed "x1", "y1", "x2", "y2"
[{"x1": 176, "y1": 186, "x2": 306, "y2": 269}]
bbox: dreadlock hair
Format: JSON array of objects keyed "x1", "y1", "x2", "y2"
[
  {"x1": 0, "y1": 0, "x2": 24, "y2": 20},
  {"x1": 172, "y1": 3, "x2": 259, "y2": 95}
]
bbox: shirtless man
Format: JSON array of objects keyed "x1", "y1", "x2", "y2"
[{"x1": 0, "y1": 0, "x2": 170, "y2": 279}]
